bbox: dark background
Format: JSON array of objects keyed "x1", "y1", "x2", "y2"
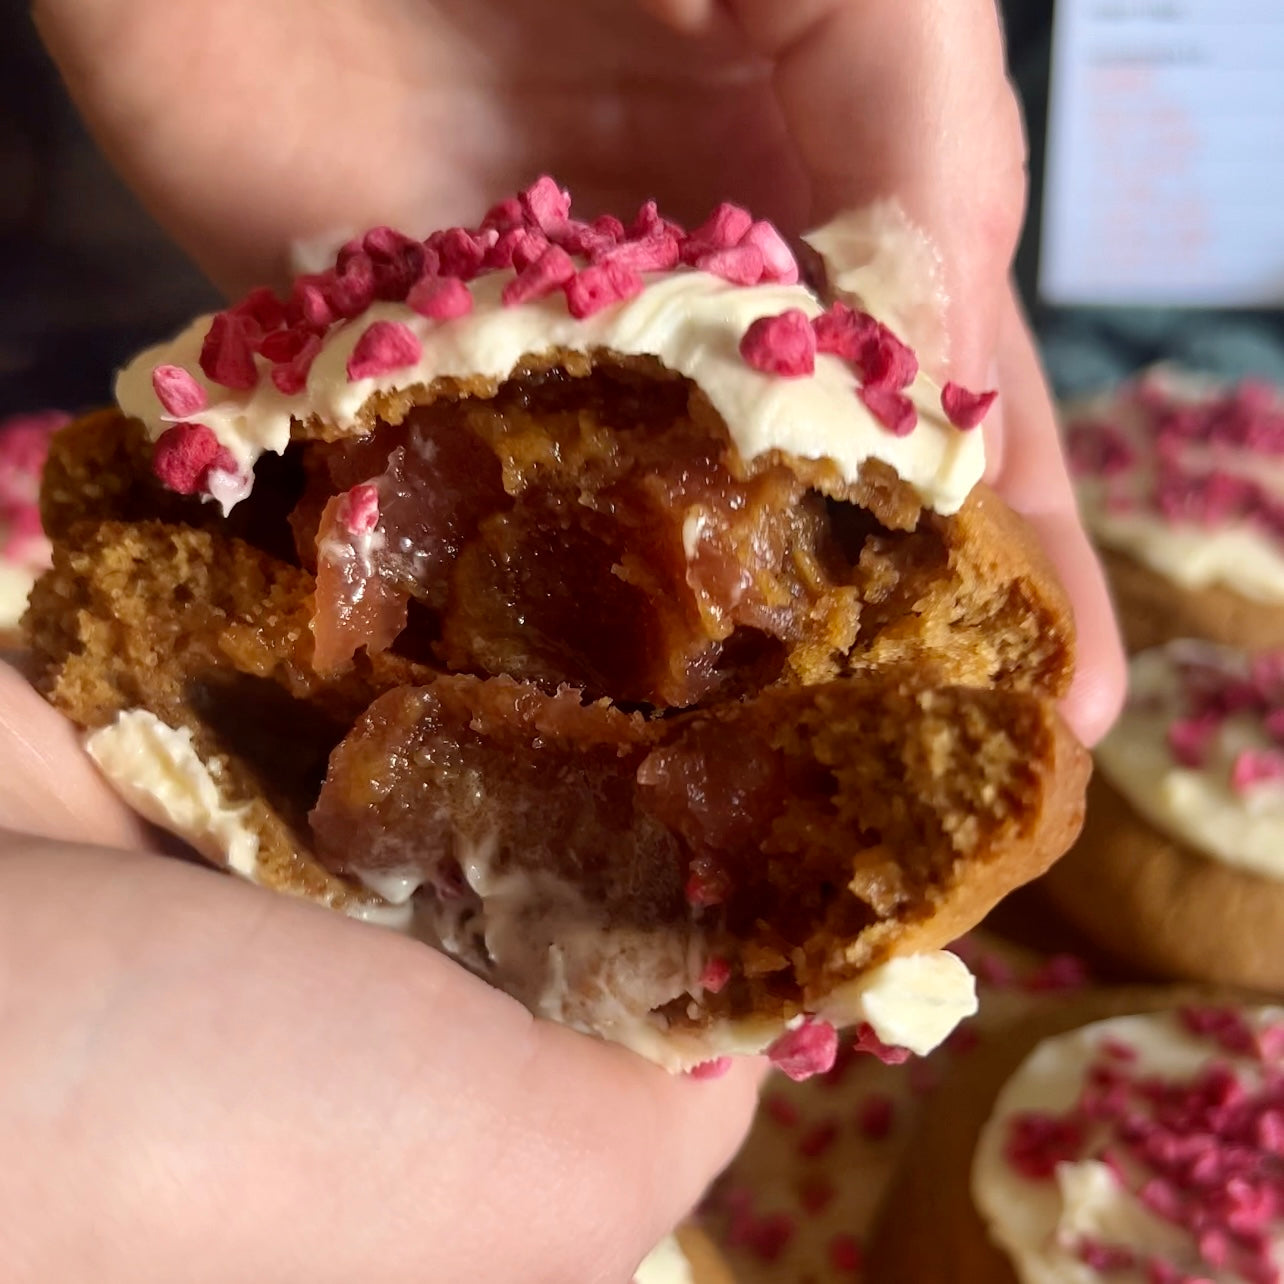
[{"x1": 2, "y1": 0, "x2": 1281, "y2": 417}]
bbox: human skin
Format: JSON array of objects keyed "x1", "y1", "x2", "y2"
[{"x1": 3, "y1": 3, "x2": 1125, "y2": 1281}]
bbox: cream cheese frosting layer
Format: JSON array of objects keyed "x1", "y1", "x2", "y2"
[
  {"x1": 1067, "y1": 365, "x2": 1284, "y2": 604},
  {"x1": 972, "y1": 1008, "x2": 1284, "y2": 1284},
  {"x1": 1097, "y1": 641, "x2": 1284, "y2": 880},
  {"x1": 634, "y1": 1235, "x2": 694, "y2": 1284},
  {"x1": 115, "y1": 235, "x2": 986, "y2": 517}
]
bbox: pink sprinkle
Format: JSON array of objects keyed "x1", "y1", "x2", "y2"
[
  {"x1": 768, "y1": 1019, "x2": 839, "y2": 1082},
  {"x1": 698, "y1": 957, "x2": 731, "y2": 994},
  {"x1": 798, "y1": 1119, "x2": 839, "y2": 1158},
  {"x1": 739, "y1": 309, "x2": 816, "y2": 378},
  {"x1": 941, "y1": 381, "x2": 997, "y2": 430},
  {"x1": 480, "y1": 197, "x2": 524, "y2": 233},
  {"x1": 813, "y1": 302, "x2": 918, "y2": 391},
  {"x1": 627, "y1": 199, "x2": 684, "y2": 242},
  {"x1": 857, "y1": 1093, "x2": 896, "y2": 1140},
  {"x1": 688, "y1": 1057, "x2": 732, "y2": 1080},
  {"x1": 564, "y1": 262, "x2": 644, "y2": 319},
  {"x1": 339, "y1": 483, "x2": 379, "y2": 535},
  {"x1": 852, "y1": 1023, "x2": 912, "y2": 1066},
  {"x1": 763, "y1": 1093, "x2": 800, "y2": 1128},
  {"x1": 511, "y1": 230, "x2": 553, "y2": 273},
  {"x1": 860, "y1": 385, "x2": 917, "y2": 436},
  {"x1": 346, "y1": 320, "x2": 422, "y2": 382},
  {"x1": 600, "y1": 232, "x2": 682, "y2": 274},
  {"x1": 151, "y1": 365, "x2": 207, "y2": 418},
  {"x1": 683, "y1": 202, "x2": 754, "y2": 260},
  {"x1": 407, "y1": 275, "x2": 474, "y2": 321},
  {"x1": 797, "y1": 1175, "x2": 835, "y2": 1215},
  {"x1": 198, "y1": 313, "x2": 259, "y2": 391},
  {"x1": 1231, "y1": 748, "x2": 1284, "y2": 794},
  {"x1": 502, "y1": 245, "x2": 576, "y2": 306},
  {"x1": 813, "y1": 302, "x2": 879, "y2": 362},
  {"x1": 1024, "y1": 954, "x2": 1091, "y2": 993},
  {"x1": 695, "y1": 244, "x2": 765, "y2": 286},
  {"x1": 520, "y1": 176, "x2": 572, "y2": 234},
  {"x1": 259, "y1": 328, "x2": 311, "y2": 363},
  {"x1": 426, "y1": 226, "x2": 489, "y2": 280},
  {"x1": 829, "y1": 1234, "x2": 864, "y2": 1274},
  {"x1": 1004, "y1": 1111, "x2": 1086, "y2": 1179},
  {"x1": 739, "y1": 220, "x2": 799, "y2": 284},
  {"x1": 269, "y1": 333, "x2": 322, "y2": 395},
  {"x1": 1168, "y1": 714, "x2": 1221, "y2": 768},
  {"x1": 326, "y1": 251, "x2": 376, "y2": 318},
  {"x1": 289, "y1": 276, "x2": 336, "y2": 330},
  {"x1": 230, "y1": 285, "x2": 286, "y2": 336},
  {"x1": 151, "y1": 423, "x2": 226, "y2": 495},
  {"x1": 684, "y1": 859, "x2": 729, "y2": 909}
]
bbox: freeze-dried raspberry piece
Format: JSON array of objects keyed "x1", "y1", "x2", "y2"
[
  {"x1": 563, "y1": 262, "x2": 644, "y2": 318},
  {"x1": 288, "y1": 275, "x2": 336, "y2": 330},
  {"x1": 739, "y1": 220, "x2": 799, "y2": 284},
  {"x1": 627, "y1": 199, "x2": 684, "y2": 242},
  {"x1": 502, "y1": 245, "x2": 576, "y2": 306},
  {"x1": 852, "y1": 1023, "x2": 912, "y2": 1065},
  {"x1": 813, "y1": 302, "x2": 918, "y2": 391},
  {"x1": 337, "y1": 483, "x2": 379, "y2": 535},
  {"x1": 941, "y1": 381, "x2": 998, "y2": 430},
  {"x1": 407, "y1": 275, "x2": 474, "y2": 320},
  {"x1": 362, "y1": 226, "x2": 428, "y2": 301},
  {"x1": 698, "y1": 957, "x2": 731, "y2": 993},
  {"x1": 1167, "y1": 714, "x2": 1221, "y2": 768},
  {"x1": 1024, "y1": 954, "x2": 1090, "y2": 993},
  {"x1": 327, "y1": 252, "x2": 377, "y2": 318},
  {"x1": 813, "y1": 301, "x2": 879, "y2": 362},
  {"x1": 520, "y1": 176, "x2": 571, "y2": 234},
  {"x1": 230, "y1": 285, "x2": 286, "y2": 337},
  {"x1": 829, "y1": 1234, "x2": 863, "y2": 1275},
  {"x1": 696, "y1": 245, "x2": 765, "y2": 286},
  {"x1": 269, "y1": 333, "x2": 323, "y2": 396},
  {"x1": 199, "y1": 313, "x2": 259, "y2": 391},
  {"x1": 480, "y1": 196, "x2": 524, "y2": 233},
  {"x1": 259, "y1": 329, "x2": 311, "y2": 364},
  {"x1": 739, "y1": 310, "x2": 816, "y2": 377},
  {"x1": 768, "y1": 1019, "x2": 838, "y2": 1082},
  {"x1": 1066, "y1": 420, "x2": 1137, "y2": 477},
  {"x1": 1231, "y1": 748, "x2": 1284, "y2": 794},
  {"x1": 152, "y1": 423, "x2": 234, "y2": 496},
  {"x1": 1003, "y1": 1111, "x2": 1085, "y2": 1179},
  {"x1": 346, "y1": 321, "x2": 422, "y2": 382},
  {"x1": 426, "y1": 226, "x2": 490, "y2": 280},
  {"x1": 151, "y1": 365, "x2": 207, "y2": 418},
  {"x1": 687, "y1": 1057, "x2": 732, "y2": 1080},
  {"x1": 599, "y1": 232, "x2": 682, "y2": 274},
  {"x1": 860, "y1": 386, "x2": 917, "y2": 437},
  {"x1": 683, "y1": 202, "x2": 753, "y2": 261}
]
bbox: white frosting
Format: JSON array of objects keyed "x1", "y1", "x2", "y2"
[
  {"x1": 973, "y1": 1008, "x2": 1284, "y2": 1284},
  {"x1": 634, "y1": 1234, "x2": 694, "y2": 1284},
  {"x1": 115, "y1": 220, "x2": 986, "y2": 517},
  {"x1": 1070, "y1": 365, "x2": 1284, "y2": 603},
  {"x1": 84, "y1": 709, "x2": 261, "y2": 879},
  {"x1": 0, "y1": 559, "x2": 38, "y2": 630},
  {"x1": 1098, "y1": 641, "x2": 1284, "y2": 880}
]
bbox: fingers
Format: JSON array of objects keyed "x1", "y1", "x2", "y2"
[
  {"x1": 989, "y1": 290, "x2": 1126, "y2": 745},
  {"x1": 0, "y1": 661, "x2": 153, "y2": 848},
  {"x1": 722, "y1": 0, "x2": 1029, "y2": 386},
  {"x1": 0, "y1": 840, "x2": 758, "y2": 1282}
]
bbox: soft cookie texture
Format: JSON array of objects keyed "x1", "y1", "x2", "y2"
[
  {"x1": 864, "y1": 988, "x2": 1253, "y2": 1283},
  {"x1": 26, "y1": 181, "x2": 1087, "y2": 1072}
]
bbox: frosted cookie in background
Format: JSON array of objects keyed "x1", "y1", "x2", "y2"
[
  {"x1": 1044, "y1": 641, "x2": 1284, "y2": 992},
  {"x1": 0, "y1": 410, "x2": 68, "y2": 644},
  {"x1": 704, "y1": 931, "x2": 1096, "y2": 1283},
  {"x1": 1064, "y1": 366, "x2": 1284, "y2": 652},
  {"x1": 866, "y1": 990, "x2": 1281, "y2": 1283}
]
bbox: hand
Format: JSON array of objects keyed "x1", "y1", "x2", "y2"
[{"x1": 0, "y1": 660, "x2": 759, "y2": 1283}]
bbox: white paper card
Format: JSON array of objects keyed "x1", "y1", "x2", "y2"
[{"x1": 1040, "y1": 1, "x2": 1284, "y2": 307}]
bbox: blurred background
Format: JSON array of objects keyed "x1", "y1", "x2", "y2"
[{"x1": 2, "y1": 0, "x2": 1282, "y2": 416}]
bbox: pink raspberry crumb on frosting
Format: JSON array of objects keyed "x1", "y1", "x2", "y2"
[
  {"x1": 1231, "y1": 748, "x2": 1284, "y2": 794},
  {"x1": 199, "y1": 313, "x2": 259, "y2": 391},
  {"x1": 739, "y1": 309, "x2": 816, "y2": 378},
  {"x1": 564, "y1": 262, "x2": 643, "y2": 319},
  {"x1": 501, "y1": 245, "x2": 576, "y2": 306},
  {"x1": 152, "y1": 423, "x2": 236, "y2": 496},
  {"x1": 696, "y1": 245, "x2": 765, "y2": 287},
  {"x1": 407, "y1": 275, "x2": 473, "y2": 320},
  {"x1": 852, "y1": 1022, "x2": 912, "y2": 1065},
  {"x1": 151, "y1": 365, "x2": 208, "y2": 418},
  {"x1": 346, "y1": 320, "x2": 422, "y2": 382},
  {"x1": 941, "y1": 381, "x2": 997, "y2": 430},
  {"x1": 739, "y1": 221, "x2": 799, "y2": 284},
  {"x1": 683, "y1": 202, "x2": 754, "y2": 261},
  {"x1": 768, "y1": 1019, "x2": 839, "y2": 1082},
  {"x1": 859, "y1": 386, "x2": 917, "y2": 437}
]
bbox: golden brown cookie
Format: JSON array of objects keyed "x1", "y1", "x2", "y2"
[{"x1": 1041, "y1": 772, "x2": 1284, "y2": 993}]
